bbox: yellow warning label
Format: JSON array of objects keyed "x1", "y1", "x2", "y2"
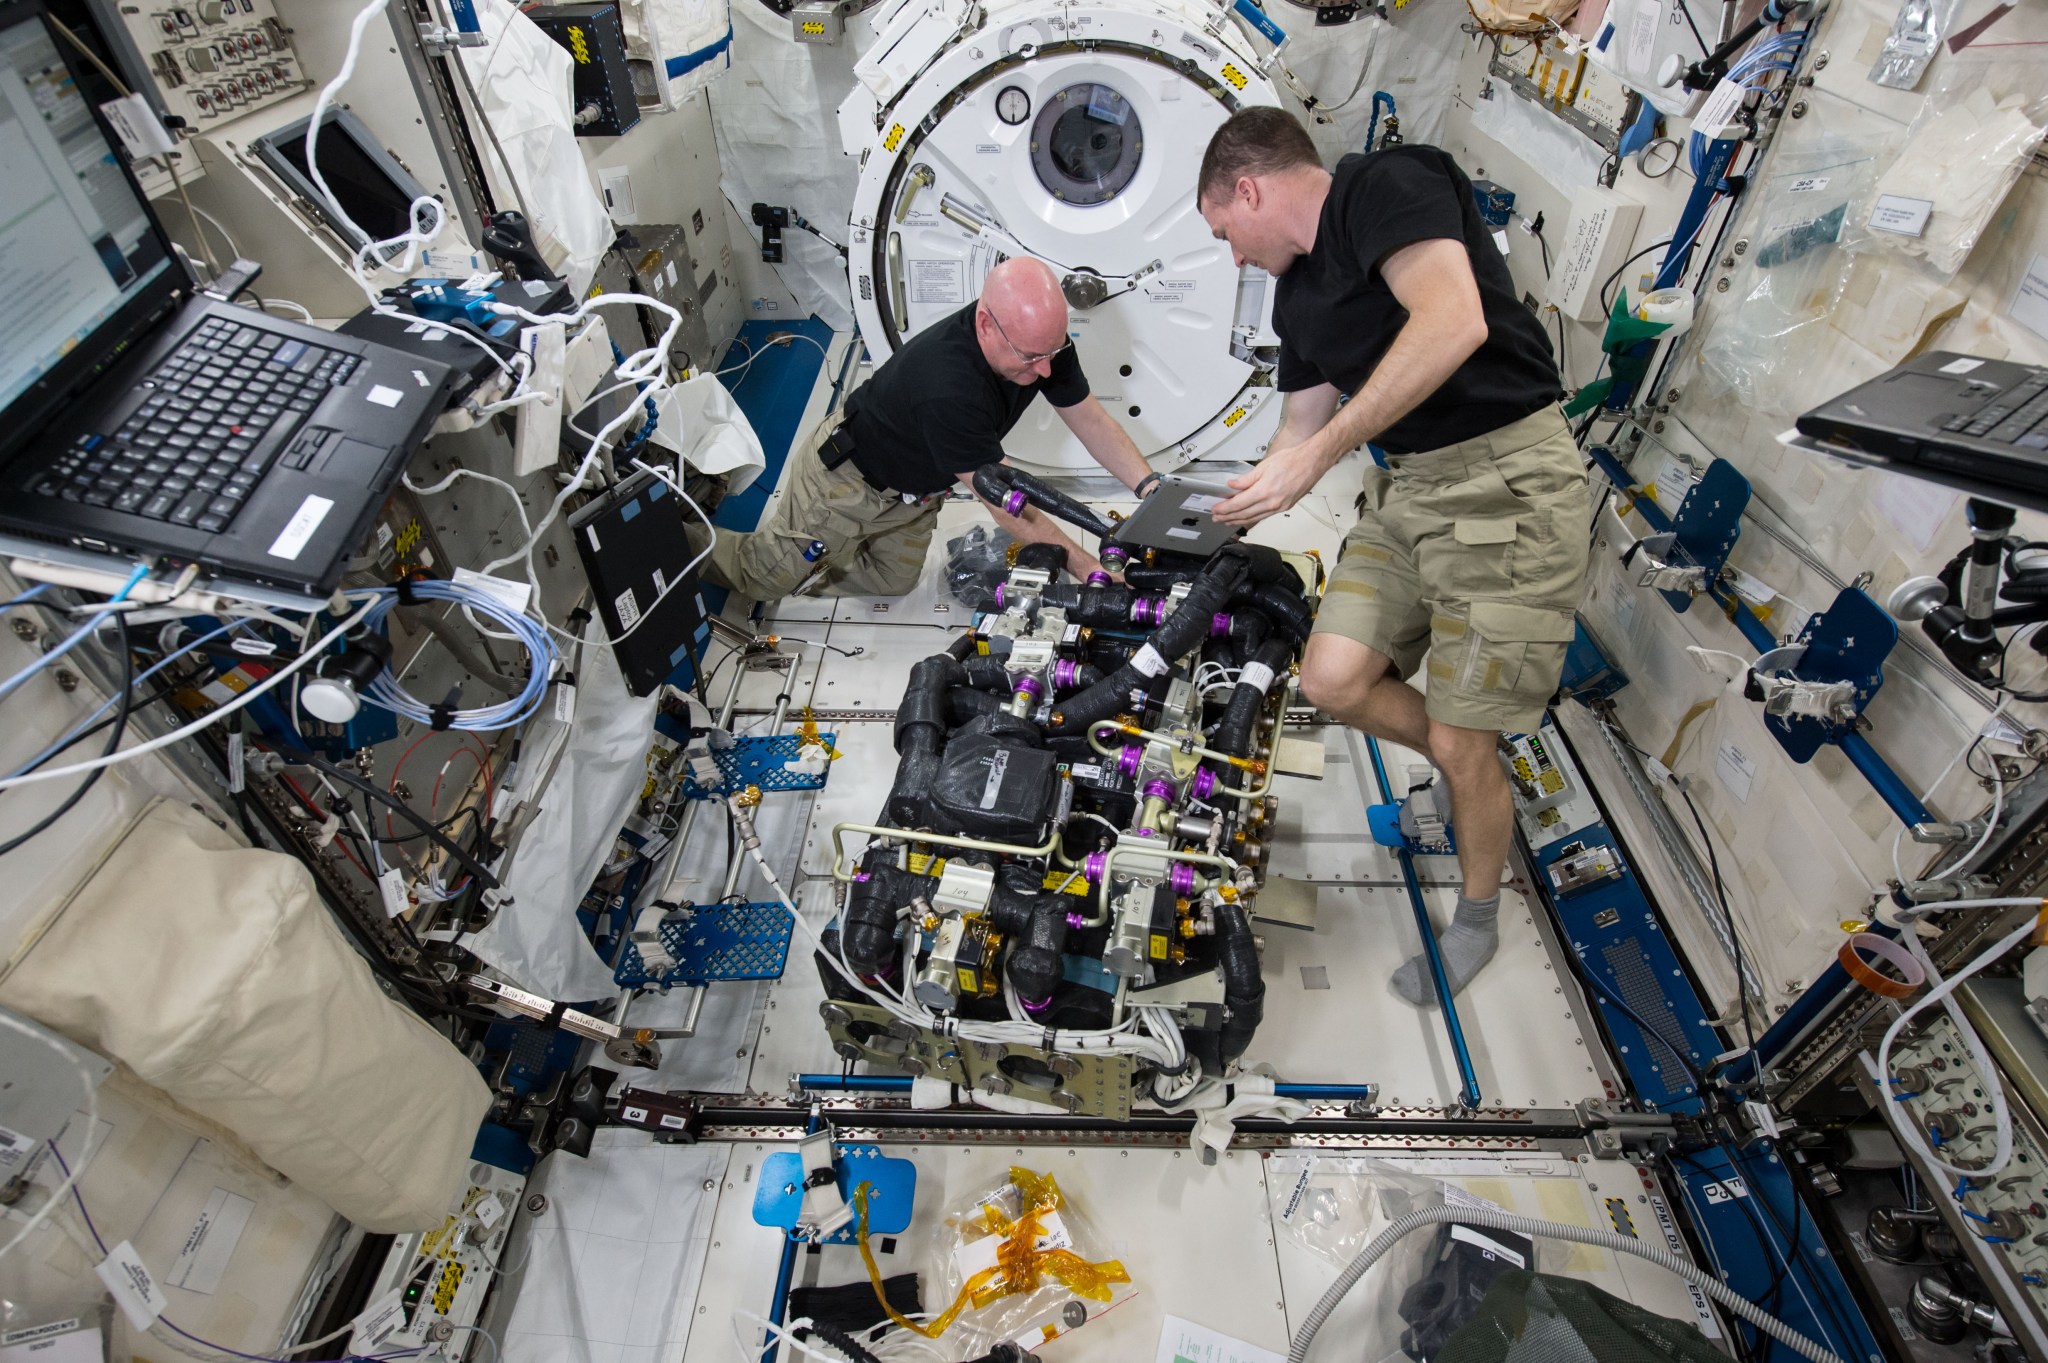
[
  {"x1": 1040, "y1": 869, "x2": 1089, "y2": 895},
  {"x1": 566, "y1": 24, "x2": 591, "y2": 63},
  {"x1": 801, "y1": 20, "x2": 826, "y2": 32},
  {"x1": 1149, "y1": 933, "x2": 1169, "y2": 960},
  {"x1": 1219, "y1": 62, "x2": 1248, "y2": 90},
  {"x1": 908, "y1": 853, "x2": 947, "y2": 877},
  {"x1": 883, "y1": 123, "x2": 905, "y2": 152},
  {"x1": 957, "y1": 967, "x2": 978, "y2": 994},
  {"x1": 1222, "y1": 406, "x2": 1248, "y2": 428}
]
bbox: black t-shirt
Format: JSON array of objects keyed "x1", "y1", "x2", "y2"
[
  {"x1": 842, "y1": 303, "x2": 1090, "y2": 496},
  {"x1": 1273, "y1": 147, "x2": 1561, "y2": 454}
]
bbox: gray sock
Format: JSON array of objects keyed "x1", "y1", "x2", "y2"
[{"x1": 1391, "y1": 892, "x2": 1501, "y2": 1007}]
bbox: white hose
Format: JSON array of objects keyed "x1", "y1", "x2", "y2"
[
  {"x1": 1288, "y1": 1206, "x2": 1844, "y2": 1363},
  {"x1": 1874, "y1": 903, "x2": 2042, "y2": 1179}
]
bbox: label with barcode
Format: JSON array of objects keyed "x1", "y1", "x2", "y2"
[
  {"x1": 0, "y1": 1123, "x2": 30, "y2": 1171},
  {"x1": 355, "y1": 1290, "x2": 405, "y2": 1350}
]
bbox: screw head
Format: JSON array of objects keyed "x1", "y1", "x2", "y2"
[
  {"x1": 525, "y1": 1193, "x2": 548, "y2": 1214},
  {"x1": 1789, "y1": 100, "x2": 1807, "y2": 118},
  {"x1": 1715, "y1": 277, "x2": 1732, "y2": 292},
  {"x1": 53, "y1": 669, "x2": 78, "y2": 692},
  {"x1": 8, "y1": 619, "x2": 35, "y2": 640}
]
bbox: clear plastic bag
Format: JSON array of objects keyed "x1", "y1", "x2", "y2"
[
  {"x1": 1843, "y1": 54, "x2": 2048, "y2": 277},
  {"x1": 856, "y1": 1166, "x2": 1134, "y2": 1357},
  {"x1": 1697, "y1": 119, "x2": 1887, "y2": 417},
  {"x1": 1269, "y1": 1158, "x2": 1540, "y2": 1363},
  {"x1": 0, "y1": 1297, "x2": 113, "y2": 1360},
  {"x1": 944, "y1": 526, "x2": 1016, "y2": 611},
  {"x1": 1866, "y1": 0, "x2": 1961, "y2": 91}
]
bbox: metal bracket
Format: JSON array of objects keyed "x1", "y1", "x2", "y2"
[
  {"x1": 1574, "y1": 1096, "x2": 1679, "y2": 1157},
  {"x1": 416, "y1": 22, "x2": 488, "y2": 52}
]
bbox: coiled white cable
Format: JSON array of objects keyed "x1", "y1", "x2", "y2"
[
  {"x1": 0, "y1": 1012, "x2": 102, "y2": 1264},
  {"x1": 1874, "y1": 902, "x2": 2044, "y2": 1179},
  {"x1": 1288, "y1": 1205, "x2": 1843, "y2": 1363}
]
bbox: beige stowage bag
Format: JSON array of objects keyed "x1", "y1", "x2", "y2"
[{"x1": 1, "y1": 798, "x2": 491, "y2": 1232}]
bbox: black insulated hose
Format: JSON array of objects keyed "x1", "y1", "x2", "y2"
[
  {"x1": 972, "y1": 463, "x2": 1116, "y2": 539},
  {"x1": 1047, "y1": 550, "x2": 1250, "y2": 735},
  {"x1": 843, "y1": 851, "x2": 935, "y2": 977},
  {"x1": 888, "y1": 654, "x2": 963, "y2": 826},
  {"x1": 986, "y1": 863, "x2": 1071, "y2": 1004},
  {"x1": 1215, "y1": 899, "x2": 1264, "y2": 1063},
  {"x1": 1210, "y1": 636, "x2": 1291, "y2": 770}
]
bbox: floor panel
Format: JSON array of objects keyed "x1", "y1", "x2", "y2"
[{"x1": 684, "y1": 1142, "x2": 1291, "y2": 1362}]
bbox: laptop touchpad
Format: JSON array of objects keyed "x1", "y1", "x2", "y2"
[{"x1": 313, "y1": 437, "x2": 385, "y2": 477}]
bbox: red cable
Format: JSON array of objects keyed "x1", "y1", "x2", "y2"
[{"x1": 278, "y1": 771, "x2": 373, "y2": 879}]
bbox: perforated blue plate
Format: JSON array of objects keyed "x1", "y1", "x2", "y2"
[
  {"x1": 612, "y1": 901, "x2": 795, "y2": 988},
  {"x1": 681, "y1": 732, "x2": 837, "y2": 799}
]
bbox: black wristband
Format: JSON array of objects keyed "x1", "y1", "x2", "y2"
[{"x1": 1133, "y1": 472, "x2": 1162, "y2": 499}]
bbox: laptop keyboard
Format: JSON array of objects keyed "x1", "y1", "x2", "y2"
[
  {"x1": 31, "y1": 317, "x2": 359, "y2": 533},
  {"x1": 1941, "y1": 373, "x2": 2048, "y2": 452}
]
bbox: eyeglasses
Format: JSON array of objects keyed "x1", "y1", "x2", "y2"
[{"x1": 986, "y1": 307, "x2": 1073, "y2": 366}]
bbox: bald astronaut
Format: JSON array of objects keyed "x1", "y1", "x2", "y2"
[{"x1": 703, "y1": 258, "x2": 1156, "y2": 600}]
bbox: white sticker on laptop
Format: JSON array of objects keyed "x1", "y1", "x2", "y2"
[
  {"x1": 366, "y1": 384, "x2": 405, "y2": 408},
  {"x1": 615, "y1": 587, "x2": 642, "y2": 630},
  {"x1": 266, "y1": 495, "x2": 334, "y2": 561},
  {"x1": 1939, "y1": 357, "x2": 1985, "y2": 375},
  {"x1": 1166, "y1": 526, "x2": 1203, "y2": 540},
  {"x1": 1181, "y1": 493, "x2": 1223, "y2": 513}
]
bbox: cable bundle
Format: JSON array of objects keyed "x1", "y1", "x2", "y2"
[{"x1": 358, "y1": 579, "x2": 556, "y2": 731}]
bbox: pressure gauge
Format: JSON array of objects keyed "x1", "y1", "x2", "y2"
[{"x1": 995, "y1": 86, "x2": 1031, "y2": 126}]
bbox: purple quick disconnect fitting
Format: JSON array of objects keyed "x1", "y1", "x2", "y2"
[
  {"x1": 993, "y1": 581, "x2": 1007, "y2": 610},
  {"x1": 1021, "y1": 993, "x2": 1052, "y2": 1014},
  {"x1": 1003, "y1": 488, "x2": 1027, "y2": 517},
  {"x1": 1065, "y1": 911, "x2": 1087, "y2": 931},
  {"x1": 1083, "y1": 851, "x2": 1109, "y2": 884},
  {"x1": 1129, "y1": 597, "x2": 1166, "y2": 628},
  {"x1": 1115, "y1": 744, "x2": 1143, "y2": 779},
  {"x1": 1143, "y1": 779, "x2": 1174, "y2": 803},
  {"x1": 1101, "y1": 544, "x2": 1129, "y2": 568},
  {"x1": 1014, "y1": 675, "x2": 1045, "y2": 701},
  {"x1": 1211, "y1": 612, "x2": 1232, "y2": 638},
  {"x1": 1052, "y1": 659, "x2": 1079, "y2": 690},
  {"x1": 1191, "y1": 767, "x2": 1216, "y2": 801},
  {"x1": 853, "y1": 871, "x2": 872, "y2": 882},
  {"x1": 1087, "y1": 571, "x2": 1110, "y2": 587},
  {"x1": 1170, "y1": 862, "x2": 1197, "y2": 897}
]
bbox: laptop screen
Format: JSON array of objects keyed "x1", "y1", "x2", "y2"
[{"x1": 0, "y1": 6, "x2": 172, "y2": 418}]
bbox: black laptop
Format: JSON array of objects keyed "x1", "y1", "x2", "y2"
[
  {"x1": 1796, "y1": 351, "x2": 2048, "y2": 512},
  {"x1": 0, "y1": 0, "x2": 452, "y2": 595}
]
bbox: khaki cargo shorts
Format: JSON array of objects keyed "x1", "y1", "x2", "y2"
[{"x1": 1315, "y1": 405, "x2": 1590, "y2": 733}]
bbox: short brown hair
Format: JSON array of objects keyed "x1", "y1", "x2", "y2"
[{"x1": 1197, "y1": 106, "x2": 1319, "y2": 206}]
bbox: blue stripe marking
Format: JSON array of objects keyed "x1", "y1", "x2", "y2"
[{"x1": 665, "y1": 26, "x2": 733, "y2": 80}]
